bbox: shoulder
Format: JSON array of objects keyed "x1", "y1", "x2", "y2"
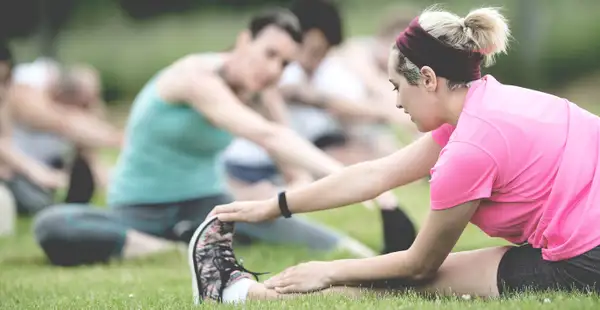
[
  {"x1": 434, "y1": 113, "x2": 508, "y2": 177},
  {"x1": 454, "y1": 112, "x2": 505, "y2": 146},
  {"x1": 156, "y1": 53, "x2": 227, "y2": 103}
]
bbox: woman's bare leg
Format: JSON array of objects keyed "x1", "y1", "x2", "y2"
[
  {"x1": 245, "y1": 246, "x2": 509, "y2": 301},
  {"x1": 247, "y1": 283, "x2": 370, "y2": 300},
  {"x1": 416, "y1": 246, "x2": 508, "y2": 297}
]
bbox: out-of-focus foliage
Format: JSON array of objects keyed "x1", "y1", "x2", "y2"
[{"x1": 7, "y1": 0, "x2": 600, "y2": 103}]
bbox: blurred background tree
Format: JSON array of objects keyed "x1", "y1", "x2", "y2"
[
  {"x1": 0, "y1": 0, "x2": 76, "y2": 59},
  {"x1": 3, "y1": 0, "x2": 600, "y2": 105}
]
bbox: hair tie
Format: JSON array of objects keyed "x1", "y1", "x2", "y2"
[{"x1": 395, "y1": 17, "x2": 482, "y2": 82}]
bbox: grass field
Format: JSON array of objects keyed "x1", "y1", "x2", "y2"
[
  {"x1": 3, "y1": 107, "x2": 600, "y2": 309},
  {"x1": 2, "y1": 155, "x2": 600, "y2": 309},
  {"x1": 4, "y1": 66, "x2": 600, "y2": 310},
  {"x1": 1, "y1": 184, "x2": 600, "y2": 310},
  {"x1": 4, "y1": 1, "x2": 600, "y2": 308}
]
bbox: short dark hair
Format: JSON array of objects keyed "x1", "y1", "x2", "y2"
[
  {"x1": 289, "y1": 0, "x2": 344, "y2": 46},
  {"x1": 249, "y1": 8, "x2": 303, "y2": 44}
]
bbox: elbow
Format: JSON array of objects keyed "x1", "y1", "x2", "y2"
[
  {"x1": 403, "y1": 250, "x2": 439, "y2": 283},
  {"x1": 410, "y1": 268, "x2": 437, "y2": 283}
]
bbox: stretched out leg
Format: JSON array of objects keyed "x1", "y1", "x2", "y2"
[
  {"x1": 189, "y1": 217, "x2": 384, "y2": 304},
  {"x1": 179, "y1": 193, "x2": 376, "y2": 258},
  {"x1": 237, "y1": 216, "x2": 376, "y2": 257},
  {"x1": 243, "y1": 246, "x2": 507, "y2": 301},
  {"x1": 248, "y1": 244, "x2": 600, "y2": 301},
  {"x1": 224, "y1": 157, "x2": 406, "y2": 257},
  {"x1": 189, "y1": 217, "x2": 539, "y2": 306}
]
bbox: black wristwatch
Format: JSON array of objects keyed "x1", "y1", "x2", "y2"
[{"x1": 278, "y1": 191, "x2": 292, "y2": 218}]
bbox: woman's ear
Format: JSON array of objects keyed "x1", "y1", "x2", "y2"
[{"x1": 420, "y1": 66, "x2": 438, "y2": 92}]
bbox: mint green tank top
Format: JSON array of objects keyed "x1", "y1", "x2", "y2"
[{"x1": 107, "y1": 74, "x2": 233, "y2": 206}]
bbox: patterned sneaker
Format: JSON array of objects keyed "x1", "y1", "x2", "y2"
[{"x1": 187, "y1": 216, "x2": 264, "y2": 304}]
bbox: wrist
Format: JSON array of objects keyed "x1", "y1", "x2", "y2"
[
  {"x1": 277, "y1": 191, "x2": 292, "y2": 218},
  {"x1": 265, "y1": 196, "x2": 282, "y2": 219},
  {"x1": 325, "y1": 260, "x2": 349, "y2": 285}
]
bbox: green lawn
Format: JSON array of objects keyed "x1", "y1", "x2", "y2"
[
  {"x1": 4, "y1": 1, "x2": 600, "y2": 308},
  {"x1": 2, "y1": 175, "x2": 599, "y2": 309},
  {"x1": 3, "y1": 106, "x2": 600, "y2": 309}
]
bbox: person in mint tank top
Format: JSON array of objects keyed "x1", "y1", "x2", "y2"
[{"x1": 31, "y1": 8, "x2": 391, "y2": 267}]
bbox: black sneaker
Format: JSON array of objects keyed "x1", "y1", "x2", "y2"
[{"x1": 187, "y1": 216, "x2": 264, "y2": 304}]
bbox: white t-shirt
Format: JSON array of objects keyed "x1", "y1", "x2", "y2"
[
  {"x1": 12, "y1": 58, "x2": 60, "y2": 90},
  {"x1": 11, "y1": 59, "x2": 73, "y2": 165},
  {"x1": 222, "y1": 57, "x2": 367, "y2": 167}
]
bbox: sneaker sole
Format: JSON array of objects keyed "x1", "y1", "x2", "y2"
[{"x1": 187, "y1": 215, "x2": 218, "y2": 305}]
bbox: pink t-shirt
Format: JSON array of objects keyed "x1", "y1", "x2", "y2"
[{"x1": 430, "y1": 75, "x2": 600, "y2": 261}]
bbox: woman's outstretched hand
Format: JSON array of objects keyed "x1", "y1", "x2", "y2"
[
  {"x1": 209, "y1": 199, "x2": 281, "y2": 223},
  {"x1": 264, "y1": 261, "x2": 334, "y2": 293}
]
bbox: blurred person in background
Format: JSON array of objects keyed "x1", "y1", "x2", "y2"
[
  {"x1": 31, "y1": 8, "x2": 407, "y2": 267},
  {"x1": 0, "y1": 41, "x2": 18, "y2": 236},
  {"x1": 4, "y1": 57, "x2": 122, "y2": 215},
  {"x1": 222, "y1": 0, "x2": 417, "y2": 255},
  {"x1": 331, "y1": 4, "x2": 420, "y2": 140}
]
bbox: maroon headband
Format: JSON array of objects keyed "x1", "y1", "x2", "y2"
[{"x1": 395, "y1": 17, "x2": 483, "y2": 82}]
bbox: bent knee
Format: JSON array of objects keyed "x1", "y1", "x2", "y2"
[
  {"x1": 33, "y1": 204, "x2": 112, "y2": 266},
  {"x1": 33, "y1": 204, "x2": 89, "y2": 243}
]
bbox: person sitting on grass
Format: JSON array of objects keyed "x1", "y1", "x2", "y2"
[
  {"x1": 0, "y1": 42, "x2": 20, "y2": 236},
  {"x1": 6, "y1": 58, "x2": 121, "y2": 215},
  {"x1": 32, "y1": 8, "x2": 405, "y2": 267},
  {"x1": 331, "y1": 4, "x2": 419, "y2": 135},
  {"x1": 189, "y1": 5, "x2": 600, "y2": 304}
]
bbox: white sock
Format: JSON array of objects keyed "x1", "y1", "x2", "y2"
[{"x1": 222, "y1": 278, "x2": 255, "y2": 304}]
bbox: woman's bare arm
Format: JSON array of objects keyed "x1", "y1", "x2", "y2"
[{"x1": 163, "y1": 65, "x2": 344, "y2": 177}]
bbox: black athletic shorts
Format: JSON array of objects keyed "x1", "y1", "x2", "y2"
[{"x1": 497, "y1": 244, "x2": 600, "y2": 295}]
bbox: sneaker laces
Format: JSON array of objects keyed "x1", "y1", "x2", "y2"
[
  {"x1": 210, "y1": 244, "x2": 269, "y2": 301},
  {"x1": 213, "y1": 244, "x2": 268, "y2": 280}
]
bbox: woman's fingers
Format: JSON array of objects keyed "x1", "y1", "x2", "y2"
[
  {"x1": 264, "y1": 272, "x2": 287, "y2": 288},
  {"x1": 211, "y1": 204, "x2": 235, "y2": 215},
  {"x1": 265, "y1": 266, "x2": 298, "y2": 288},
  {"x1": 208, "y1": 204, "x2": 242, "y2": 222},
  {"x1": 274, "y1": 284, "x2": 303, "y2": 294},
  {"x1": 216, "y1": 213, "x2": 240, "y2": 222}
]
